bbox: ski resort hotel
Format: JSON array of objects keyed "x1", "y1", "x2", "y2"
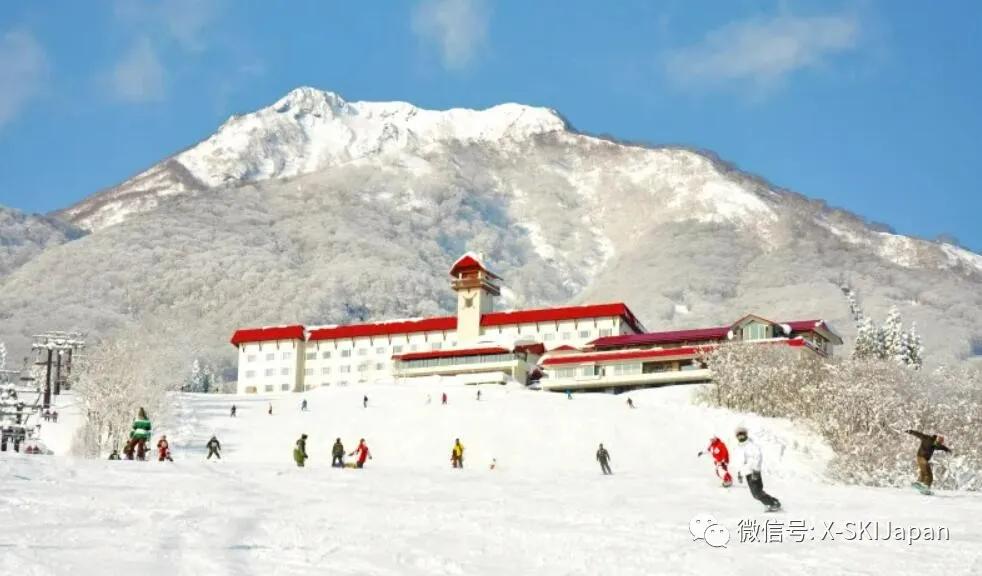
[{"x1": 231, "y1": 254, "x2": 842, "y2": 394}]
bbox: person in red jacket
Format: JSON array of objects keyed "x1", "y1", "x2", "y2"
[
  {"x1": 349, "y1": 438, "x2": 372, "y2": 468},
  {"x1": 157, "y1": 435, "x2": 173, "y2": 462},
  {"x1": 698, "y1": 436, "x2": 732, "y2": 487}
]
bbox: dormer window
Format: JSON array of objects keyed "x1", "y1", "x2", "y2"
[{"x1": 745, "y1": 323, "x2": 769, "y2": 340}]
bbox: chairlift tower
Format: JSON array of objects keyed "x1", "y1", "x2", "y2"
[{"x1": 31, "y1": 332, "x2": 85, "y2": 409}]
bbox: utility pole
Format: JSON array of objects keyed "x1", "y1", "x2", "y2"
[{"x1": 32, "y1": 332, "x2": 85, "y2": 410}]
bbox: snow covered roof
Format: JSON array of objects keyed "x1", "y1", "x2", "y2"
[
  {"x1": 541, "y1": 346, "x2": 711, "y2": 366},
  {"x1": 230, "y1": 325, "x2": 305, "y2": 346},
  {"x1": 393, "y1": 346, "x2": 511, "y2": 362}
]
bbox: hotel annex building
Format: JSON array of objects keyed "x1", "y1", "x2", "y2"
[{"x1": 231, "y1": 254, "x2": 842, "y2": 394}]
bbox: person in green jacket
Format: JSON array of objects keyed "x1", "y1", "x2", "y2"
[{"x1": 294, "y1": 434, "x2": 309, "y2": 467}]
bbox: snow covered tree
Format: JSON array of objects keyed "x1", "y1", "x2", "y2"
[
  {"x1": 881, "y1": 306, "x2": 905, "y2": 363},
  {"x1": 852, "y1": 316, "x2": 884, "y2": 360},
  {"x1": 184, "y1": 358, "x2": 218, "y2": 393},
  {"x1": 905, "y1": 322, "x2": 923, "y2": 370},
  {"x1": 841, "y1": 284, "x2": 865, "y2": 322},
  {"x1": 0, "y1": 341, "x2": 6, "y2": 371}
]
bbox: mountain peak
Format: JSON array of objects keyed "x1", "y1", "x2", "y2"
[{"x1": 271, "y1": 86, "x2": 350, "y2": 117}]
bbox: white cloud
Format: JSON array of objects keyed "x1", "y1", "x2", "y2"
[
  {"x1": 412, "y1": 0, "x2": 490, "y2": 70},
  {"x1": 111, "y1": 37, "x2": 166, "y2": 102},
  {"x1": 0, "y1": 29, "x2": 47, "y2": 129},
  {"x1": 665, "y1": 14, "x2": 859, "y2": 91},
  {"x1": 158, "y1": 0, "x2": 222, "y2": 52}
]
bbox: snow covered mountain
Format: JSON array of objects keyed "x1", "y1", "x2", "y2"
[{"x1": 0, "y1": 87, "x2": 979, "y2": 373}]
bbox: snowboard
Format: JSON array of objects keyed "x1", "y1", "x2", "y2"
[{"x1": 911, "y1": 481, "x2": 933, "y2": 496}]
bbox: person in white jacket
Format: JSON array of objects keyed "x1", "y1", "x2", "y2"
[{"x1": 735, "y1": 426, "x2": 781, "y2": 511}]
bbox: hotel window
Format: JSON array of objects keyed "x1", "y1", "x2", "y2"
[
  {"x1": 392, "y1": 345, "x2": 403, "y2": 353},
  {"x1": 245, "y1": 370, "x2": 256, "y2": 379},
  {"x1": 264, "y1": 385, "x2": 274, "y2": 392},
  {"x1": 375, "y1": 362, "x2": 385, "y2": 371},
  {"x1": 247, "y1": 354, "x2": 256, "y2": 363},
  {"x1": 322, "y1": 351, "x2": 332, "y2": 359},
  {"x1": 579, "y1": 330, "x2": 591, "y2": 339},
  {"x1": 555, "y1": 367, "x2": 577, "y2": 378},
  {"x1": 322, "y1": 367, "x2": 331, "y2": 375},
  {"x1": 281, "y1": 384, "x2": 290, "y2": 391},
  {"x1": 432, "y1": 342, "x2": 442, "y2": 350},
  {"x1": 282, "y1": 351, "x2": 292, "y2": 360},
  {"x1": 376, "y1": 346, "x2": 386, "y2": 355},
  {"x1": 599, "y1": 329, "x2": 613, "y2": 338},
  {"x1": 357, "y1": 364, "x2": 367, "y2": 372},
  {"x1": 306, "y1": 352, "x2": 317, "y2": 360},
  {"x1": 543, "y1": 333, "x2": 555, "y2": 341},
  {"x1": 358, "y1": 348, "x2": 368, "y2": 356},
  {"x1": 745, "y1": 323, "x2": 769, "y2": 340},
  {"x1": 341, "y1": 349, "x2": 352, "y2": 358},
  {"x1": 340, "y1": 365, "x2": 351, "y2": 374},
  {"x1": 266, "y1": 353, "x2": 275, "y2": 361},
  {"x1": 280, "y1": 367, "x2": 290, "y2": 376},
  {"x1": 561, "y1": 332, "x2": 572, "y2": 340},
  {"x1": 304, "y1": 368, "x2": 313, "y2": 376},
  {"x1": 614, "y1": 363, "x2": 642, "y2": 376},
  {"x1": 264, "y1": 368, "x2": 275, "y2": 377}
]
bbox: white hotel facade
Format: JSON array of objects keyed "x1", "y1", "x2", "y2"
[{"x1": 232, "y1": 254, "x2": 841, "y2": 394}]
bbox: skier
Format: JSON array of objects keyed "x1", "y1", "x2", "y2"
[
  {"x1": 268, "y1": 403, "x2": 273, "y2": 416},
  {"x1": 206, "y1": 435, "x2": 221, "y2": 460},
  {"x1": 698, "y1": 436, "x2": 733, "y2": 487},
  {"x1": 130, "y1": 408, "x2": 152, "y2": 461},
  {"x1": 906, "y1": 429, "x2": 951, "y2": 491},
  {"x1": 294, "y1": 434, "x2": 309, "y2": 467},
  {"x1": 476, "y1": 390, "x2": 482, "y2": 401},
  {"x1": 451, "y1": 439, "x2": 465, "y2": 469},
  {"x1": 122, "y1": 440, "x2": 135, "y2": 460},
  {"x1": 349, "y1": 438, "x2": 372, "y2": 468},
  {"x1": 489, "y1": 458, "x2": 497, "y2": 470},
  {"x1": 566, "y1": 389, "x2": 573, "y2": 400},
  {"x1": 363, "y1": 395, "x2": 368, "y2": 409},
  {"x1": 626, "y1": 398, "x2": 635, "y2": 409},
  {"x1": 108, "y1": 449, "x2": 121, "y2": 461},
  {"x1": 441, "y1": 392, "x2": 448, "y2": 405},
  {"x1": 735, "y1": 427, "x2": 781, "y2": 511},
  {"x1": 230, "y1": 404, "x2": 237, "y2": 417},
  {"x1": 331, "y1": 438, "x2": 345, "y2": 468},
  {"x1": 596, "y1": 443, "x2": 612, "y2": 475},
  {"x1": 301, "y1": 399, "x2": 308, "y2": 412},
  {"x1": 157, "y1": 435, "x2": 173, "y2": 462}
]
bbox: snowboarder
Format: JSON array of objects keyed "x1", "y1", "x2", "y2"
[
  {"x1": 489, "y1": 458, "x2": 497, "y2": 470},
  {"x1": 476, "y1": 390, "x2": 482, "y2": 401},
  {"x1": 349, "y1": 438, "x2": 372, "y2": 468},
  {"x1": 906, "y1": 429, "x2": 951, "y2": 491},
  {"x1": 698, "y1": 436, "x2": 733, "y2": 487},
  {"x1": 332, "y1": 438, "x2": 345, "y2": 467},
  {"x1": 441, "y1": 392, "x2": 448, "y2": 405},
  {"x1": 626, "y1": 398, "x2": 635, "y2": 409},
  {"x1": 451, "y1": 439, "x2": 465, "y2": 469},
  {"x1": 230, "y1": 404, "x2": 237, "y2": 417},
  {"x1": 301, "y1": 399, "x2": 308, "y2": 412},
  {"x1": 363, "y1": 395, "x2": 368, "y2": 409},
  {"x1": 206, "y1": 435, "x2": 221, "y2": 460},
  {"x1": 566, "y1": 389, "x2": 573, "y2": 400},
  {"x1": 108, "y1": 449, "x2": 121, "y2": 461},
  {"x1": 596, "y1": 443, "x2": 612, "y2": 475},
  {"x1": 294, "y1": 434, "x2": 309, "y2": 467},
  {"x1": 157, "y1": 435, "x2": 173, "y2": 462},
  {"x1": 735, "y1": 427, "x2": 780, "y2": 511}
]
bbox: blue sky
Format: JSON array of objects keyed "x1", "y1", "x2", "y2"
[{"x1": 1, "y1": 1, "x2": 980, "y2": 251}]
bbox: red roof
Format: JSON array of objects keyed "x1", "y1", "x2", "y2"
[
  {"x1": 590, "y1": 317, "x2": 841, "y2": 349},
  {"x1": 308, "y1": 316, "x2": 456, "y2": 341},
  {"x1": 541, "y1": 346, "x2": 711, "y2": 366},
  {"x1": 591, "y1": 327, "x2": 730, "y2": 349},
  {"x1": 482, "y1": 303, "x2": 645, "y2": 333},
  {"x1": 515, "y1": 342, "x2": 547, "y2": 355},
  {"x1": 393, "y1": 346, "x2": 510, "y2": 362},
  {"x1": 230, "y1": 325, "x2": 305, "y2": 346},
  {"x1": 450, "y1": 253, "x2": 501, "y2": 279}
]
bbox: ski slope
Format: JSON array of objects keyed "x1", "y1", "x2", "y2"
[{"x1": 2, "y1": 385, "x2": 981, "y2": 575}]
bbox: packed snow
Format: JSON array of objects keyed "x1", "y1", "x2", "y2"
[{"x1": 3, "y1": 384, "x2": 980, "y2": 575}]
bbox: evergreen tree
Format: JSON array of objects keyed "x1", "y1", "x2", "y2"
[
  {"x1": 882, "y1": 306, "x2": 905, "y2": 363},
  {"x1": 852, "y1": 317, "x2": 880, "y2": 360},
  {"x1": 906, "y1": 322, "x2": 924, "y2": 369}
]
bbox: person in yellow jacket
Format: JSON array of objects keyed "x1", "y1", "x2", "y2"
[{"x1": 451, "y1": 438, "x2": 465, "y2": 469}]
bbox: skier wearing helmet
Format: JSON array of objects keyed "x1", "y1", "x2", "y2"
[
  {"x1": 735, "y1": 426, "x2": 781, "y2": 511},
  {"x1": 698, "y1": 436, "x2": 733, "y2": 487}
]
